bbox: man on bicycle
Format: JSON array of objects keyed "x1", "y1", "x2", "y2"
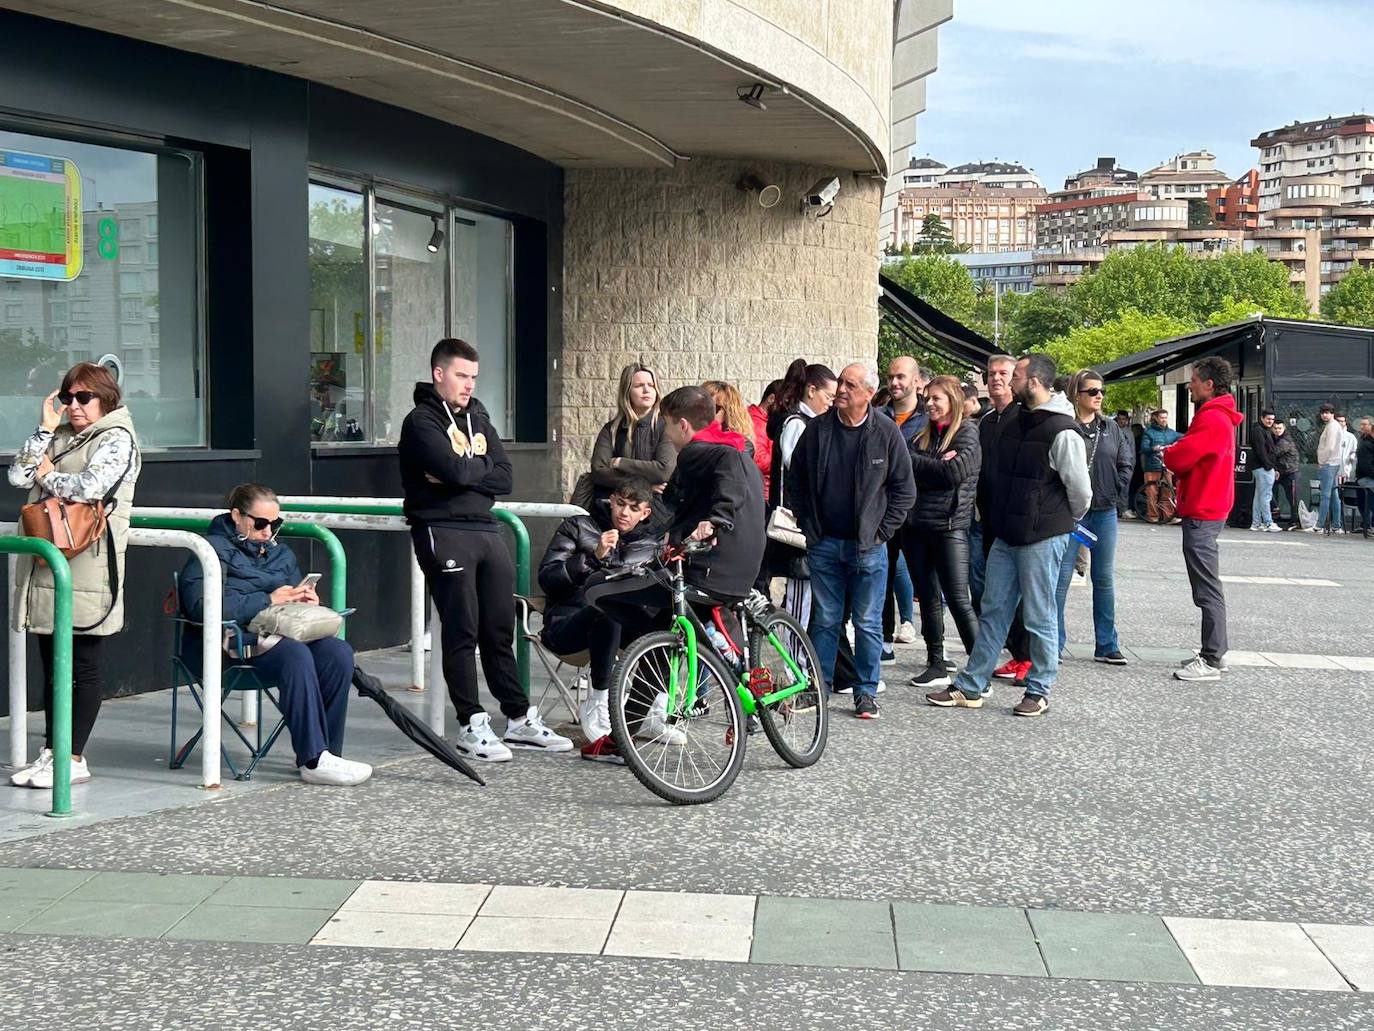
[{"x1": 1140, "y1": 408, "x2": 1182, "y2": 522}]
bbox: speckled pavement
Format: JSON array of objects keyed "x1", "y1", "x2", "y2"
[{"x1": 0, "y1": 521, "x2": 1371, "y2": 1027}]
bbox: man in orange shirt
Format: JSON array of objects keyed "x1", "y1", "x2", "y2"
[{"x1": 880, "y1": 356, "x2": 929, "y2": 655}]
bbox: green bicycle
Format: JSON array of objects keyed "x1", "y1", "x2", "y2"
[{"x1": 601, "y1": 540, "x2": 827, "y2": 805}]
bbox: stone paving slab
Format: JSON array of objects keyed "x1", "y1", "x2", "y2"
[
  {"x1": 1165, "y1": 916, "x2": 1351, "y2": 992},
  {"x1": 165, "y1": 902, "x2": 335, "y2": 944},
  {"x1": 1028, "y1": 909, "x2": 1197, "y2": 985},
  {"x1": 892, "y1": 901, "x2": 1045, "y2": 977},
  {"x1": 750, "y1": 896, "x2": 898, "y2": 970},
  {"x1": 1304, "y1": 923, "x2": 1374, "y2": 991}
]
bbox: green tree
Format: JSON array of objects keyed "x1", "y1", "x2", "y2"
[
  {"x1": 1042, "y1": 309, "x2": 1196, "y2": 412},
  {"x1": 1320, "y1": 264, "x2": 1374, "y2": 326},
  {"x1": 912, "y1": 213, "x2": 967, "y2": 254},
  {"x1": 879, "y1": 255, "x2": 978, "y2": 375},
  {"x1": 1001, "y1": 287, "x2": 1081, "y2": 354},
  {"x1": 1187, "y1": 198, "x2": 1214, "y2": 229}
]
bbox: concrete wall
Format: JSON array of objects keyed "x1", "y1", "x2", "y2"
[
  {"x1": 555, "y1": 157, "x2": 882, "y2": 494},
  {"x1": 607, "y1": 0, "x2": 892, "y2": 167}
]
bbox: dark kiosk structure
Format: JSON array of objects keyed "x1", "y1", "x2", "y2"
[{"x1": 1097, "y1": 315, "x2": 1374, "y2": 526}]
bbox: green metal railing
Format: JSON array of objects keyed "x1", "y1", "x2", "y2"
[
  {"x1": 1, "y1": 536, "x2": 74, "y2": 817},
  {"x1": 129, "y1": 516, "x2": 348, "y2": 637},
  {"x1": 277, "y1": 501, "x2": 532, "y2": 692}
]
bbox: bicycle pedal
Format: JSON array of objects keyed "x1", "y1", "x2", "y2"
[{"x1": 747, "y1": 667, "x2": 773, "y2": 698}]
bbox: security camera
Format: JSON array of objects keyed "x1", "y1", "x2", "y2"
[{"x1": 801, "y1": 176, "x2": 840, "y2": 215}]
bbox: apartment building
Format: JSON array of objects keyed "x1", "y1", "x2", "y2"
[
  {"x1": 1209, "y1": 169, "x2": 1260, "y2": 230},
  {"x1": 1140, "y1": 150, "x2": 1231, "y2": 201},
  {"x1": 891, "y1": 158, "x2": 1047, "y2": 252},
  {"x1": 951, "y1": 250, "x2": 1035, "y2": 295},
  {"x1": 1251, "y1": 114, "x2": 1374, "y2": 219},
  {"x1": 1247, "y1": 175, "x2": 1374, "y2": 309}
]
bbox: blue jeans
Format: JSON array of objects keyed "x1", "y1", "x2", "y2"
[
  {"x1": 968, "y1": 519, "x2": 986, "y2": 610},
  {"x1": 250, "y1": 636, "x2": 354, "y2": 767},
  {"x1": 1054, "y1": 510, "x2": 1120, "y2": 655},
  {"x1": 954, "y1": 535, "x2": 1068, "y2": 699},
  {"x1": 894, "y1": 553, "x2": 914, "y2": 624},
  {"x1": 1317, "y1": 464, "x2": 1342, "y2": 530},
  {"x1": 1251, "y1": 467, "x2": 1275, "y2": 528},
  {"x1": 809, "y1": 537, "x2": 888, "y2": 701}
]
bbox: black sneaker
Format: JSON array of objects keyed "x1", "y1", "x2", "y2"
[
  {"x1": 910, "y1": 663, "x2": 952, "y2": 689},
  {"x1": 1094, "y1": 651, "x2": 1129, "y2": 666},
  {"x1": 941, "y1": 658, "x2": 958, "y2": 674},
  {"x1": 880, "y1": 644, "x2": 896, "y2": 663},
  {"x1": 854, "y1": 695, "x2": 880, "y2": 720}
]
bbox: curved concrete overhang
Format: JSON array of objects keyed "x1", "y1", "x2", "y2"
[{"x1": 3, "y1": 0, "x2": 895, "y2": 173}]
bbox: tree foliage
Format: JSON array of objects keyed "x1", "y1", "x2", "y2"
[
  {"x1": 911, "y1": 214, "x2": 968, "y2": 255},
  {"x1": 1000, "y1": 288, "x2": 1081, "y2": 355},
  {"x1": 879, "y1": 255, "x2": 978, "y2": 376},
  {"x1": 1320, "y1": 264, "x2": 1374, "y2": 327},
  {"x1": 1042, "y1": 309, "x2": 1195, "y2": 413}
]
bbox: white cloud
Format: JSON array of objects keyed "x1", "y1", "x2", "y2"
[{"x1": 952, "y1": 0, "x2": 1369, "y2": 73}]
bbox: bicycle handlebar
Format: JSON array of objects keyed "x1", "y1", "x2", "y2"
[{"x1": 661, "y1": 537, "x2": 715, "y2": 563}]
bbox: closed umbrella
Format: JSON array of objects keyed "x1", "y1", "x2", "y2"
[{"x1": 352, "y1": 667, "x2": 485, "y2": 787}]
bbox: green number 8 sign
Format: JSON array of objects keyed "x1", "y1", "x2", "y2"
[{"x1": 97, "y1": 217, "x2": 118, "y2": 261}]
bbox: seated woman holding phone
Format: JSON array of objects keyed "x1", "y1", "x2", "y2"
[{"x1": 177, "y1": 483, "x2": 372, "y2": 786}]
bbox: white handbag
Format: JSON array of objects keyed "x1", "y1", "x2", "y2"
[{"x1": 766, "y1": 506, "x2": 806, "y2": 550}]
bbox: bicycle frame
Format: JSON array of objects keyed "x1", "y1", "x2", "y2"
[{"x1": 660, "y1": 554, "x2": 812, "y2": 717}]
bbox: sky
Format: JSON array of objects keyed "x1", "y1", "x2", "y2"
[{"x1": 913, "y1": 0, "x2": 1374, "y2": 189}]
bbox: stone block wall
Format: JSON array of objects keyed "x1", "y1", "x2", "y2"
[{"x1": 554, "y1": 157, "x2": 882, "y2": 495}]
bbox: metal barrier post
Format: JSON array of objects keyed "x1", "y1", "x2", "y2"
[
  {"x1": 0, "y1": 535, "x2": 73, "y2": 817},
  {"x1": 491, "y1": 508, "x2": 531, "y2": 692},
  {"x1": 410, "y1": 557, "x2": 426, "y2": 692},
  {"x1": 8, "y1": 554, "x2": 27, "y2": 772}
]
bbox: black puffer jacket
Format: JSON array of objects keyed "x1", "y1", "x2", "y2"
[
  {"x1": 1271, "y1": 432, "x2": 1300, "y2": 475},
  {"x1": 1080, "y1": 415, "x2": 1134, "y2": 512},
  {"x1": 538, "y1": 499, "x2": 657, "y2": 623},
  {"x1": 907, "y1": 420, "x2": 980, "y2": 531}
]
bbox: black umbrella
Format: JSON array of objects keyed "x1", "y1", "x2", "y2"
[{"x1": 352, "y1": 667, "x2": 485, "y2": 787}]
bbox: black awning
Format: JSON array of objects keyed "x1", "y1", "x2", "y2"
[
  {"x1": 879, "y1": 271, "x2": 998, "y2": 369},
  {"x1": 1094, "y1": 319, "x2": 1262, "y2": 383}
]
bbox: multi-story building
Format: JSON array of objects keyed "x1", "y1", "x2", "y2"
[
  {"x1": 1034, "y1": 191, "x2": 1146, "y2": 253},
  {"x1": 1140, "y1": 150, "x2": 1231, "y2": 201},
  {"x1": 1209, "y1": 169, "x2": 1260, "y2": 230},
  {"x1": 1251, "y1": 114, "x2": 1374, "y2": 220},
  {"x1": 1062, "y1": 156, "x2": 1138, "y2": 194},
  {"x1": 890, "y1": 158, "x2": 1046, "y2": 253},
  {"x1": 1032, "y1": 199, "x2": 1245, "y2": 288},
  {"x1": 951, "y1": 250, "x2": 1035, "y2": 295},
  {"x1": 1247, "y1": 175, "x2": 1374, "y2": 309}
]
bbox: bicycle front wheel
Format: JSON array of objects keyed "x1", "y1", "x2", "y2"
[
  {"x1": 608, "y1": 630, "x2": 747, "y2": 805},
  {"x1": 749, "y1": 608, "x2": 828, "y2": 768}
]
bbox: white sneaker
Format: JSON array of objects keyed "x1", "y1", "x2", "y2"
[
  {"x1": 1173, "y1": 655, "x2": 1222, "y2": 682},
  {"x1": 300, "y1": 750, "x2": 372, "y2": 786},
  {"x1": 638, "y1": 692, "x2": 687, "y2": 745},
  {"x1": 456, "y1": 712, "x2": 513, "y2": 762},
  {"x1": 893, "y1": 621, "x2": 917, "y2": 645},
  {"x1": 1249, "y1": 525, "x2": 1263, "y2": 532},
  {"x1": 1265, "y1": 523, "x2": 1283, "y2": 533},
  {"x1": 580, "y1": 688, "x2": 611, "y2": 742},
  {"x1": 876, "y1": 679, "x2": 888, "y2": 694},
  {"x1": 1334, "y1": 527, "x2": 1347, "y2": 535},
  {"x1": 504, "y1": 706, "x2": 574, "y2": 752},
  {"x1": 27, "y1": 753, "x2": 90, "y2": 790},
  {"x1": 10, "y1": 748, "x2": 53, "y2": 788}
]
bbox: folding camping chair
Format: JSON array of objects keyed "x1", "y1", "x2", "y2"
[{"x1": 515, "y1": 594, "x2": 589, "y2": 724}]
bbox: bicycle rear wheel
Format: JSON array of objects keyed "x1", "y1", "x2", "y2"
[
  {"x1": 748, "y1": 608, "x2": 828, "y2": 768},
  {"x1": 608, "y1": 630, "x2": 747, "y2": 805}
]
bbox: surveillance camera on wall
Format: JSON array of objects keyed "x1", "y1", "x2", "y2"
[
  {"x1": 801, "y1": 176, "x2": 840, "y2": 217},
  {"x1": 736, "y1": 173, "x2": 783, "y2": 208}
]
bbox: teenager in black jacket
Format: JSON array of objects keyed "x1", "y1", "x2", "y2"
[
  {"x1": 902, "y1": 376, "x2": 981, "y2": 689},
  {"x1": 400, "y1": 338, "x2": 571, "y2": 763},
  {"x1": 538, "y1": 481, "x2": 657, "y2": 763}
]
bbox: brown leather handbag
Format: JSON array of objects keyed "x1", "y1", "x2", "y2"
[{"x1": 20, "y1": 495, "x2": 109, "y2": 559}]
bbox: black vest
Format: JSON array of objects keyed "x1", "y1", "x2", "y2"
[{"x1": 986, "y1": 405, "x2": 1077, "y2": 546}]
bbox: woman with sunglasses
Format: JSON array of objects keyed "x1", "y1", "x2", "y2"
[
  {"x1": 1052, "y1": 370, "x2": 1134, "y2": 666},
  {"x1": 9, "y1": 362, "x2": 141, "y2": 790},
  {"x1": 177, "y1": 483, "x2": 372, "y2": 786}
]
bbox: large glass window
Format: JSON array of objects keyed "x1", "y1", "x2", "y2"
[
  {"x1": 0, "y1": 125, "x2": 203, "y2": 448},
  {"x1": 308, "y1": 176, "x2": 514, "y2": 444}
]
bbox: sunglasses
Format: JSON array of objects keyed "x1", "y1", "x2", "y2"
[
  {"x1": 243, "y1": 515, "x2": 285, "y2": 532},
  {"x1": 1077, "y1": 387, "x2": 1105, "y2": 397},
  {"x1": 58, "y1": 390, "x2": 99, "y2": 406}
]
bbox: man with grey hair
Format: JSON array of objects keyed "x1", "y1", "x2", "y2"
[
  {"x1": 928, "y1": 353, "x2": 1089, "y2": 718},
  {"x1": 790, "y1": 362, "x2": 915, "y2": 720}
]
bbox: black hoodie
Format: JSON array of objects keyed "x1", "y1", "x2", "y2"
[{"x1": 399, "y1": 382, "x2": 513, "y2": 527}]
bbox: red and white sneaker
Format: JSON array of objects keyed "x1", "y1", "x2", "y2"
[
  {"x1": 994, "y1": 659, "x2": 1031, "y2": 681},
  {"x1": 580, "y1": 734, "x2": 626, "y2": 765}
]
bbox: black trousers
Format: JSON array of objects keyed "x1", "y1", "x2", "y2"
[
  {"x1": 36, "y1": 633, "x2": 104, "y2": 755},
  {"x1": 411, "y1": 525, "x2": 528, "y2": 724},
  {"x1": 901, "y1": 526, "x2": 979, "y2": 657},
  {"x1": 541, "y1": 608, "x2": 621, "y2": 693}
]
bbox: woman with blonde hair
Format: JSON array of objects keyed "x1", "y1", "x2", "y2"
[
  {"x1": 585, "y1": 362, "x2": 675, "y2": 504},
  {"x1": 702, "y1": 380, "x2": 756, "y2": 459},
  {"x1": 901, "y1": 374, "x2": 982, "y2": 690}
]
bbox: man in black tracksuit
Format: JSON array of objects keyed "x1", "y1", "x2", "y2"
[{"x1": 400, "y1": 338, "x2": 571, "y2": 762}]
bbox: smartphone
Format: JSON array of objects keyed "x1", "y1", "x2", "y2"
[{"x1": 297, "y1": 573, "x2": 322, "y2": 590}]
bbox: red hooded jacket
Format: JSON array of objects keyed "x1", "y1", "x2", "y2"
[
  {"x1": 691, "y1": 423, "x2": 747, "y2": 452},
  {"x1": 747, "y1": 404, "x2": 774, "y2": 498},
  {"x1": 1163, "y1": 393, "x2": 1243, "y2": 520}
]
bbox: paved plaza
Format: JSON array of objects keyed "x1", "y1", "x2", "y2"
[{"x1": 2, "y1": 522, "x2": 1373, "y2": 1028}]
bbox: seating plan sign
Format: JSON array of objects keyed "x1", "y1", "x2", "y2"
[{"x1": 0, "y1": 148, "x2": 83, "y2": 281}]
